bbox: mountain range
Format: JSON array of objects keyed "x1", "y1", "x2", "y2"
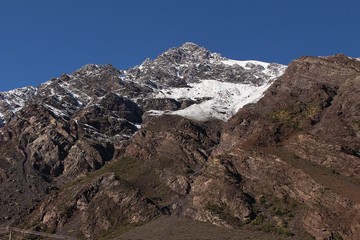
[{"x1": 0, "y1": 43, "x2": 359, "y2": 240}]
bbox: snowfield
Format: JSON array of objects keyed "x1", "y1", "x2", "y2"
[
  {"x1": 153, "y1": 59, "x2": 286, "y2": 121},
  {"x1": 154, "y1": 79, "x2": 275, "y2": 121}
]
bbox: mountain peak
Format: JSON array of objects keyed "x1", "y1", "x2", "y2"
[
  {"x1": 179, "y1": 42, "x2": 201, "y2": 50},
  {"x1": 73, "y1": 63, "x2": 119, "y2": 75},
  {"x1": 155, "y1": 42, "x2": 212, "y2": 65}
]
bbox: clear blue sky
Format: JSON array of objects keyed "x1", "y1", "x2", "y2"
[{"x1": 0, "y1": 0, "x2": 359, "y2": 91}]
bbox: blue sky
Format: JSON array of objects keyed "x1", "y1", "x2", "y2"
[{"x1": 0, "y1": 0, "x2": 359, "y2": 91}]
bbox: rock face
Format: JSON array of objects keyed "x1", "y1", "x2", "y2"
[
  {"x1": 1, "y1": 44, "x2": 360, "y2": 239},
  {"x1": 26, "y1": 173, "x2": 163, "y2": 239},
  {"x1": 214, "y1": 54, "x2": 360, "y2": 239}
]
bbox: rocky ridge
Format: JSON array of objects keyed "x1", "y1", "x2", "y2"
[
  {"x1": 0, "y1": 86, "x2": 37, "y2": 126},
  {"x1": 0, "y1": 44, "x2": 359, "y2": 239},
  {"x1": 1, "y1": 42, "x2": 286, "y2": 125}
]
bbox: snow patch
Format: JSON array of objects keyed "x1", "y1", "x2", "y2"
[
  {"x1": 221, "y1": 59, "x2": 286, "y2": 79},
  {"x1": 0, "y1": 86, "x2": 37, "y2": 125},
  {"x1": 155, "y1": 79, "x2": 274, "y2": 121},
  {"x1": 222, "y1": 59, "x2": 269, "y2": 69},
  {"x1": 43, "y1": 104, "x2": 68, "y2": 118},
  {"x1": 146, "y1": 110, "x2": 167, "y2": 116},
  {"x1": 0, "y1": 112, "x2": 5, "y2": 125}
]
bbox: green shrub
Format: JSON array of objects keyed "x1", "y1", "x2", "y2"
[
  {"x1": 206, "y1": 202, "x2": 242, "y2": 227},
  {"x1": 251, "y1": 213, "x2": 265, "y2": 225},
  {"x1": 260, "y1": 223, "x2": 294, "y2": 236}
]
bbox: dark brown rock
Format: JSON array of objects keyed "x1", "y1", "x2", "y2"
[{"x1": 213, "y1": 55, "x2": 360, "y2": 239}]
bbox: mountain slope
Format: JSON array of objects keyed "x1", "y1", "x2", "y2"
[
  {"x1": 1, "y1": 44, "x2": 359, "y2": 240},
  {"x1": 214, "y1": 54, "x2": 360, "y2": 239},
  {"x1": 0, "y1": 43, "x2": 285, "y2": 231}
]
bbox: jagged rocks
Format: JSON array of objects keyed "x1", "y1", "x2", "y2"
[
  {"x1": 0, "y1": 86, "x2": 37, "y2": 126},
  {"x1": 98, "y1": 93, "x2": 143, "y2": 124},
  {"x1": 25, "y1": 173, "x2": 163, "y2": 239},
  {"x1": 125, "y1": 115, "x2": 222, "y2": 165},
  {"x1": 186, "y1": 163, "x2": 253, "y2": 228},
  {"x1": 138, "y1": 98, "x2": 181, "y2": 112}
]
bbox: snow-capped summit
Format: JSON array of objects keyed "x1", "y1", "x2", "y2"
[
  {"x1": 123, "y1": 43, "x2": 287, "y2": 121},
  {"x1": 153, "y1": 57, "x2": 286, "y2": 121},
  {"x1": 155, "y1": 42, "x2": 220, "y2": 65},
  {"x1": 0, "y1": 43, "x2": 286, "y2": 127}
]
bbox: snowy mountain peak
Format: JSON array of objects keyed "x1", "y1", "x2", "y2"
[
  {"x1": 155, "y1": 42, "x2": 217, "y2": 65},
  {"x1": 181, "y1": 41, "x2": 201, "y2": 49},
  {"x1": 0, "y1": 43, "x2": 287, "y2": 127},
  {"x1": 118, "y1": 43, "x2": 288, "y2": 121}
]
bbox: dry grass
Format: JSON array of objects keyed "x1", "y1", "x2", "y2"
[{"x1": 114, "y1": 216, "x2": 301, "y2": 240}]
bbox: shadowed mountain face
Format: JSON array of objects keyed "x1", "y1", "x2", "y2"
[{"x1": 0, "y1": 43, "x2": 359, "y2": 239}]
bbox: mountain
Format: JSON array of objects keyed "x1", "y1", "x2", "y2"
[
  {"x1": 1, "y1": 42, "x2": 285, "y2": 125},
  {"x1": 0, "y1": 44, "x2": 359, "y2": 240},
  {"x1": 124, "y1": 42, "x2": 286, "y2": 121}
]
